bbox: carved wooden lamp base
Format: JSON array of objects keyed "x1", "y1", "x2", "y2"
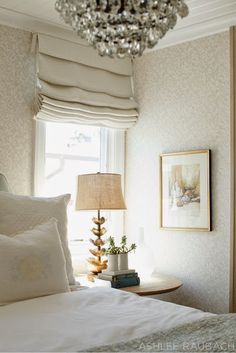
[{"x1": 87, "y1": 210, "x2": 107, "y2": 280}]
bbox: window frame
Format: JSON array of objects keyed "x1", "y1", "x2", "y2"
[{"x1": 34, "y1": 121, "x2": 126, "y2": 234}]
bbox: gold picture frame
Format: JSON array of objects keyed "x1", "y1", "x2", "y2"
[{"x1": 160, "y1": 150, "x2": 211, "y2": 231}]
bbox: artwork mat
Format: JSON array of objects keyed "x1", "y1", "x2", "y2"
[{"x1": 160, "y1": 150, "x2": 211, "y2": 232}]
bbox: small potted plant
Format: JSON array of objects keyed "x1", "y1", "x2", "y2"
[
  {"x1": 119, "y1": 235, "x2": 137, "y2": 270},
  {"x1": 104, "y1": 236, "x2": 120, "y2": 271}
]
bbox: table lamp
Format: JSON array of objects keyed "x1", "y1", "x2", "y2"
[{"x1": 76, "y1": 172, "x2": 126, "y2": 278}]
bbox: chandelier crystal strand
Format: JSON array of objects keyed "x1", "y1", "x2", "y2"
[{"x1": 55, "y1": 0, "x2": 189, "y2": 58}]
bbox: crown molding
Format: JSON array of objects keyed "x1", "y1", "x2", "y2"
[
  {"x1": 155, "y1": 11, "x2": 236, "y2": 51},
  {"x1": 0, "y1": 1, "x2": 236, "y2": 49},
  {"x1": 0, "y1": 7, "x2": 85, "y2": 44},
  {"x1": 155, "y1": 0, "x2": 236, "y2": 50}
]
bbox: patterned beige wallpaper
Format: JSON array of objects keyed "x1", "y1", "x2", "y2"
[
  {"x1": 0, "y1": 25, "x2": 35, "y2": 195},
  {"x1": 0, "y1": 24, "x2": 232, "y2": 312},
  {"x1": 126, "y1": 32, "x2": 231, "y2": 313}
]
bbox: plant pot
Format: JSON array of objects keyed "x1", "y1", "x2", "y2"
[
  {"x1": 107, "y1": 254, "x2": 119, "y2": 272},
  {"x1": 119, "y1": 253, "x2": 129, "y2": 271}
]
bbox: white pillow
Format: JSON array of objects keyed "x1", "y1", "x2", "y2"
[
  {"x1": 0, "y1": 219, "x2": 70, "y2": 305},
  {"x1": 0, "y1": 192, "x2": 75, "y2": 285}
]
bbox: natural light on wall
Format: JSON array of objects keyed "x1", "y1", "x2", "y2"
[{"x1": 34, "y1": 121, "x2": 125, "y2": 275}]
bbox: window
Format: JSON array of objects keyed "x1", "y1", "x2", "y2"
[{"x1": 34, "y1": 121, "x2": 125, "y2": 275}]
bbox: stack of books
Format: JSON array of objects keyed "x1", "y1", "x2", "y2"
[{"x1": 98, "y1": 269, "x2": 140, "y2": 288}]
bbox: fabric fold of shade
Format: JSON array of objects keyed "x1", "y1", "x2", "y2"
[{"x1": 35, "y1": 34, "x2": 138, "y2": 129}]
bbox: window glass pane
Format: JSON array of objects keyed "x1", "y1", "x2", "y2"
[
  {"x1": 42, "y1": 122, "x2": 104, "y2": 275},
  {"x1": 46, "y1": 122, "x2": 101, "y2": 158}
]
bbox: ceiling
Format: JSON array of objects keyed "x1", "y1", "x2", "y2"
[
  {"x1": 0, "y1": 0, "x2": 236, "y2": 50},
  {"x1": 0, "y1": 0, "x2": 67, "y2": 29}
]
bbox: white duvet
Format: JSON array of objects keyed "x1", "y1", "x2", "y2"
[{"x1": 0, "y1": 287, "x2": 212, "y2": 352}]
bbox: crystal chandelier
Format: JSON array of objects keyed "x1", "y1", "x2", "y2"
[{"x1": 55, "y1": 0, "x2": 189, "y2": 58}]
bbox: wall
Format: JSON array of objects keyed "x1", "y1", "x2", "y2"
[
  {"x1": 125, "y1": 32, "x2": 231, "y2": 313},
  {"x1": 230, "y1": 26, "x2": 236, "y2": 312},
  {"x1": 0, "y1": 25, "x2": 35, "y2": 195},
  {"x1": 0, "y1": 25, "x2": 232, "y2": 312}
]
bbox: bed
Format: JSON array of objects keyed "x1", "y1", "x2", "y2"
[
  {"x1": 0, "y1": 286, "x2": 235, "y2": 352},
  {"x1": 0, "y1": 175, "x2": 235, "y2": 352},
  {"x1": 0, "y1": 287, "x2": 213, "y2": 352}
]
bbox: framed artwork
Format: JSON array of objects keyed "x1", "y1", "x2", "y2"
[{"x1": 160, "y1": 150, "x2": 211, "y2": 231}]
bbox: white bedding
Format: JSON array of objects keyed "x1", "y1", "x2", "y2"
[{"x1": 0, "y1": 287, "x2": 212, "y2": 352}]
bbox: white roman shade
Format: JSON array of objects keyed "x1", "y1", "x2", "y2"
[{"x1": 35, "y1": 34, "x2": 138, "y2": 129}]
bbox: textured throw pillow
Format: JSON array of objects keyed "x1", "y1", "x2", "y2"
[
  {"x1": 0, "y1": 192, "x2": 75, "y2": 285},
  {"x1": 0, "y1": 219, "x2": 70, "y2": 305}
]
